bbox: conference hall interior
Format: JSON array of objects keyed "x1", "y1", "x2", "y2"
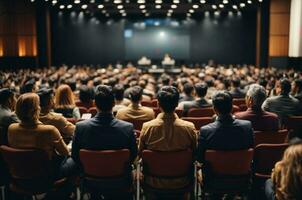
[{"x1": 0, "y1": 0, "x2": 302, "y2": 199}]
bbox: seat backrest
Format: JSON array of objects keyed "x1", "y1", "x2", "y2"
[
  {"x1": 0, "y1": 145, "x2": 51, "y2": 179},
  {"x1": 233, "y1": 98, "x2": 246, "y2": 107},
  {"x1": 254, "y1": 129, "x2": 288, "y2": 146},
  {"x1": 205, "y1": 148, "x2": 254, "y2": 175},
  {"x1": 78, "y1": 106, "x2": 88, "y2": 116},
  {"x1": 80, "y1": 149, "x2": 130, "y2": 177},
  {"x1": 181, "y1": 117, "x2": 213, "y2": 130},
  {"x1": 142, "y1": 150, "x2": 193, "y2": 178},
  {"x1": 188, "y1": 107, "x2": 214, "y2": 117},
  {"x1": 175, "y1": 109, "x2": 183, "y2": 118},
  {"x1": 124, "y1": 119, "x2": 150, "y2": 131},
  {"x1": 66, "y1": 118, "x2": 78, "y2": 124},
  {"x1": 88, "y1": 107, "x2": 98, "y2": 117},
  {"x1": 254, "y1": 143, "x2": 288, "y2": 176},
  {"x1": 141, "y1": 100, "x2": 158, "y2": 108},
  {"x1": 284, "y1": 116, "x2": 302, "y2": 130}
]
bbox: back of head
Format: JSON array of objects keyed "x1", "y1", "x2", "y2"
[
  {"x1": 129, "y1": 86, "x2": 143, "y2": 103},
  {"x1": 37, "y1": 88, "x2": 53, "y2": 109},
  {"x1": 195, "y1": 83, "x2": 208, "y2": 98},
  {"x1": 161, "y1": 75, "x2": 170, "y2": 86},
  {"x1": 232, "y1": 79, "x2": 241, "y2": 88},
  {"x1": 16, "y1": 93, "x2": 40, "y2": 123},
  {"x1": 95, "y1": 85, "x2": 114, "y2": 112},
  {"x1": 280, "y1": 78, "x2": 291, "y2": 95},
  {"x1": 157, "y1": 86, "x2": 179, "y2": 113},
  {"x1": 79, "y1": 86, "x2": 95, "y2": 104},
  {"x1": 212, "y1": 91, "x2": 233, "y2": 115},
  {"x1": 294, "y1": 79, "x2": 302, "y2": 93},
  {"x1": 183, "y1": 82, "x2": 194, "y2": 96},
  {"x1": 246, "y1": 84, "x2": 266, "y2": 110},
  {"x1": 55, "y1": 84, "x2": 75, "y2": 108},
  {"x1": 0, "y1": 88, "x2": 14, "y2": 107},
  {"x1": 113, "y1": 84, "x2": 125, "y2": 101},
  {"x1": 20, "y1": 79, "x2": 35, "y2": 94}
]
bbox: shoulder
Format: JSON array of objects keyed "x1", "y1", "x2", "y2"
[
  {"x1": 263, "y1": 111, "x2": 278, "y2": 118},
  {"x1": 234, "y1": 111, "x2": 248, "y2": 119},
  {"x1": 113, "y1": 118, "x2": 134, "y2": 129},
  {"x1": 8, "y1": 123, "x2": 19, "y2": 130},
  {"x1": 176, "y1": 118, "x2": 195, "y2": 129},
  {"x1": 234, "y1": 118, "x2": 252, "y2": 128},
  {"x1": 200, "y1": 121, "x2": 218, "y2": 132},
  {"x1": 142, "y1": 106, "x2": 154, "y2": 113}
]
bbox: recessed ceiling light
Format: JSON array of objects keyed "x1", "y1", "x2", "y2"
[
  {"x1": 223, "y1": 0, "x2": 229, "y2": 4},
  {"x1": 114, "y1": 0, "x2": 122, "y2": 3},
  {"x1": 122, "y1": 13, "x2": 127, "y2": 16},
  {"x1": 74, "y1": 0, "x2": 80, "y2": 4},
  {"x1": 200, "y1": 0, "x2": 206, "y2": 4},
  {"x1": 59, "y1": 5, "x2": 65, "y2": 9},
  {"x1": 117, "y1": 5, "x2": 123, "y2": 9},
  {"x1": 171, "y1": 4, "x2": 177, "y2": 9},
  {"x1": 247, "y1": 0, "x2": 252, "y2": 4},
  {"x1": 212, "y1": 5, "x2": 217, "y2": 9},
  {"x1": 189, "y1": 9, "x2": 194, "y2": 13},
  {"x1": 141, "y1": 9, "x2": 146, "y2": 13},
  {"x1": 98, "y1": 4, "x2": 104, "y2": 9},
  {"x1": 240, "y1": 3, "x2": 246, "y2": 7},
  {"x1": 192, "y1": 4, "x2": 199, "y2": 9},
  {"x1": 81, "y1": 4, "x2": 88, "y2": 9},
  {"x1": 168, "y1": 9, "x2": 173, "y2": 13},
  {"x1": 139, "y1": 5, "x2": 146, "y2": 9},
  {"x1": 137, "y1": 0, "x2": 145, "y2": 4},
  {"x1": 173, "y1": 0, "x2": 180, "y2": 3},
  {"x1": 67, "y1": 4, "x2": 72, "y2": 9},
  {"x1": 219, "y1": 4, "x2": 224, "y2": 8},
  {"x1": 232, "y1": 5, "x2": 238, "y2": 9},
  {"x1": 155, "y1": 0, "x2": 162, "y2": 4},
  {"x1": 155, "y1": 5, "x2": 161, "y2": 9}
]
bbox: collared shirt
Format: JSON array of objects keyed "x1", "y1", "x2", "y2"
[
  {"x1": 116, "y1": 103, "x2": 155, "y2": 121},
  {"x1": 8, "y1": 121, "x2": 69, "y2": 159},
  {"x1": 234, "y1": 108, "x2": 279, "y2": 131},
  {"x1": 139, "y1": 112, "x2": 197, "y2": 189},
  {"x1": 39, "y1": 111, "x2": 75, "y2": 143}
]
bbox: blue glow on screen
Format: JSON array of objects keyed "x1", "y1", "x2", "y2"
[{"x1": 124, "y1": 29, "x2": 133, "y2": 38}]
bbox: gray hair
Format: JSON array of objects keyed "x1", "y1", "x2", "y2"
[{"x1": 246, "y1": 84, "x2": 267, "y2": 108}]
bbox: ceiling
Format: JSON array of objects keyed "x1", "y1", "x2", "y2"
[{"x1": 30, "y1": 0, "x2": 264, "y2": 19}]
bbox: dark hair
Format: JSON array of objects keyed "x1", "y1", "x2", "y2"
[
  {"x1": 66, "y1": 79, "x2": 77, "y2": 92},
  {"x1": 280, "y1": 78, "x2": 291, "y2": 95},
  {"x1": 161, "y1": 75, "x2": 170, "y2": 86},
  {"x1": 0, "y1": 88, "x2": 14, "y2": 106},
  {"x1": 113, "y1": 84, "x2": 125, "y2": 101},
  {"x1": 79, "y1": 86, "x2": 95, "y2": 104},
  {"x1": 232, "y1": 79, "x2": 241, "y2": 88},
  {"x1": 212, "y1": 91, "x2": 233, "y2": 115},
  {"x1": 94, "y1": 85, "x2": 114, "y2": 112},
  {"x1": 129, "y1": 86, "x2": 143, "y2": 103},
  {"x1": 195, "y1": 83, "x2": 208, "y2": 98},
  {"x1": 157, "y1": 86, "x2": 179, "y2": 113},
  {"x1": 38, "y1": 90, "x2": 53, "y2": 108},
  {"x1": 183, "y1": 83, "x2": 194, "y2": 96},
  {"x1": 294, "y1": 79, "x2": 302, "y2": 93}
]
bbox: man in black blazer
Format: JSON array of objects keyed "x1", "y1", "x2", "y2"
[
  {"x1": 197, "y1": 91, "x2": 254, "y2": 161},
  {"x1": 72, "y1": 85, "x2": 138, "y2": 167}
]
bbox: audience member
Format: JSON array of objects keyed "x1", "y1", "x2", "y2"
[
  {"x1": 0, "y1": 88, "x2": 18, "y2": 145},
  {"x1": 54, "y1": 84, "x2": 81, "y2": 119},
  {"x1": 230, "y1": 79, "x2": 245, "y2": 98},
  {"x1": 112, "y1": 84, "x2": 130, "y2": 113},
  {"x1": 197, "y1": 91, "x2": 254, "y2": 161},
  {"x1": 77, "y1": 85, "x2": 95, "y2": 109},
  {"x1": 139, "y1": 86, "x2": 197, "y2": 199},
  {"x1": 71, "y1": 85, "x2": 137, "y2": 199},
  {"x1": 116, "y1": 86, "x2": 155, "y2": 121},
  {"x1": 178, "y1": 83, "x2": 211, "y2": 114},
  {"x1": 38, "y1": 88, "x2": 75, "y2": 143},
  {"x1": 262, "y1": 78, "x2": 301, "y2": 124},
  {"x1": 292, "y1": 78, "x2": 302, "y2": 102},
  {"x1": 179, "y1": 82, "x2": 195, "y2": 102},
  {"x1": 235, "y1": 84, "x2": 279, "y2": 131},
  {"x1": 265, "y1": 142, "x2": 302, "y2": 200},
  {"x1": 8, "y1": 93, "x2": 69, "y2": 177}
]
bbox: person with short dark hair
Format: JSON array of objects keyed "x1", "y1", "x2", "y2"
[
  {"x1": 112, "y1": 84, "x2": 130, "y2": 113},
  {"x1": 292, "y1": 79, "x2": 302, "y2": 102},
  {"x1": 116, "y1": 86, "x2": 154, "y2": 121},
  {"x1": 197, "y1": 91, "x2": 254, "y2": 161},
  {"x1": 0, "y1": 88, "x2": 18, "y2": 145},
  {"x1": 235, "y1": 84, "x2": 279, "y2": 131},
  {"x1": 262, "y1": 78, "x2": 301, "y2": 124},
  {"x1": 178, "y1": 83, "x2": 212, "y2": 114},
  {"x1": 72, "y1": 85, "x2": 138, "y2": 186},
  {"x1": 38, "y1": 88, "x2": 75, "y2": 144},
  {"x1": 179, "y1": 82, "x2": 195, "y2": 102},
  {"x1": 139, "y1": 86, "x2": 197, "y2": 198},
  {"x1": 77, "y1": 85, "x2": 95, "y2": 109},
  {"x1": 230, "y1": 78, "x2": 246, "y2": 98}
]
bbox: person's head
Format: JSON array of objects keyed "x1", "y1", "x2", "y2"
[
  {"x1": 195, "y1": 83, "x2": 208, "y2": 98},
  {"x1": 37, "y1": 88, "x2": 54, "y2": 113},
  {"x1": 277, "y1": 143, "x2": 302, "y2": 199},
  {"x1": 129, "y1": 86, "x2": 143, "y2": 104},
  {"x1": 16, "y1": 93, "x2": 40, "y2": 123},
  {"x1": 280, "y1": 78, "x2": 291, "y2": 95},
  {"x1": 157, "y1": 86, "x2": 179, "y2": 113},
  {"x1": 94, "y1": 85, "x2": 115, "y2": 113},
  {"x1": 292, "y1": 79, "x2": 302, "y2": 94},
  {"x1": 113, "y1": 84, "x2": 125, "y2": 101},
  {"x1": 54, "y1": 84, "x2": 75, "y2": 108},
  {"x1": 161, "y1": 75, "x2": 170, "y2": 86},
  {"x1": 245, "y1": 84, "x2": 266, "y2": 110},
  {"x1": 183, "y1": 82, "x2": 194, "y2": 96},
  {"x1": 212, "y1": 91, "x2": 233, "y2": 116},
  {"x1": 232, "y1": 79, "x2": 241, "y2": 88},
  {"x1": 79, "y1": 86, "x2": 95, "y2": 104},
  {"x1": 0, "y1": 88, "x2": 16, "y2": 110},
  {"x1": 20, "y1": 79, "x2": 35, "y2": 94}
]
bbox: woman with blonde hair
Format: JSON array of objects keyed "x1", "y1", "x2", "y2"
[
  {"x1": 265, "y1": 140, "x2": 302, "y2": 200},
  {"x1": 54, "y1": 84, "x2": 80, "y2": 119},
  {"x1": 8, "y1": 93, "x2": 69, "y2": 167}
]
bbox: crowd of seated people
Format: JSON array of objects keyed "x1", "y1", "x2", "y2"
[{"x1": 0, "y1": 64, "x2": 302, "y2": 199}]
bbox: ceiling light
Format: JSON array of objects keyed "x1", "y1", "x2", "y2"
[
  {"x1": 212, "y1": 5, "x2": 217, "y2": 9},
  {"x1": 74, "y1": 0, "x2": 80, "y2": 4},
  {"x1": 122, "y1": 13, "x2": 127, "y2": 16},
  {"x1": 223, "y1": 0, "x2": 229, "y2": 4},
  {"x1": 259, "y1": 0, "x2": 263, "y2": 2},
  {"x1": 81, "y1": 4, "x2": 88, "y2": 9},
  {"x1": 214, "y1": 11, "x2": 220, "y2": 16},
  {"x1": 171, "y1": 4, "x2": 177, "y2": 9},
  {"x1": 90, "y1": 0, "x2": 95, "y2": 3},
  {"x1": 155, "y1": 0, "x2": 162, "y2": 3},
  {"x1": 168, "y1": 9, "x2": 173, "y2": 13},
  {"x1": 52, "y1": 0, "x2": 57, "y2": 4},
  {"x1": 59, "y1": 5, "x2": 65, "y2": 9},
  {"x1": 67, "y1": 4, "x2": 73, "y2": 9},
  {"x1": 98, "y1": 4, "x2": 104, "y2": 9},
  {"x1": 167, "y1": 13, "x2": 172, "y2": 17},
  {"x1": 240, "y1": 3, "x2": 246, "y2": 7},
  {"x1": 173, "y1": 0, "x2": 180, "y2": 3},
  {"x1": 189, "y1": 9, "x2": 194, "y2": 13},
  {"x1": 192, "y1": 5, "x2": 199, "y2": 9},
  {"x1": 114, "y1": 0, "x2": 122, "y2": 3},
  {"x1": 139, "y1": 5, "x2": 145, "y2": 9},
  {"x1": 232, "y1": 5, "x2": 238, "y2": 9},
  {"x1": 137, "y1": 0, "x2": 145, "y2": 3},
  {"x1": 119, "y1": 9, "x2": 125, "y2": 13},
  {"x1": 30, "y1": 0, "x2": 35, "y2": 2},
  {"x1": 200, "y1": 0, "x2": 206, "y2": 3},
  {"x1": 141, "y1": 9, "x2": 146, "y2": 13},
  {"x1": 219, "y1": 4, "x2": 224, "y2": 8},
  {"x1": 155, "y1": 5, "x2": 161, "y2": 9},
  {"x1": 117, "y1": 5, "x2": 123, "y2": 9},
  {"x1": 102, "y1": 10, "x2": 106, "y2": 13},
  {"x1": 247, "y1": 0, "x2": 252, "y2": 4},
  {"x1": 145, "y1": 13, "x2": 150, "y2": 16}
]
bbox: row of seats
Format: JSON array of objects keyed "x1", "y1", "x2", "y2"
[{"x1": 0, "y1": 143, "x2": 288, "y2": 199}]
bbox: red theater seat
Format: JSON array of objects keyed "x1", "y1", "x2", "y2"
[
  {"x1": 254, "y1": 129, "x2": 288, "y2": 146},
  {"x1": 181, "y1": 117, "x2": 213, "y2": 130}
]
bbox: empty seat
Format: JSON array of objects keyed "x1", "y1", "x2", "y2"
[{"x1": 254, "y1": 129, "x2": 288, "y2": 146}]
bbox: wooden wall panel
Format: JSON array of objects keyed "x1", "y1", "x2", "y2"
[{"x1": 269, "y1": 0, "x2": 291, "y2": 57}]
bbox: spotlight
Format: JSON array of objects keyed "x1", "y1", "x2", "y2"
[
  {"x1": 81, "y1": 4, "x2": 88, "y2": 9},
  {"x1": 67, "y1": 4, "x2": 72, "y2": 9},
  {"x1": 98, "y1": 4, "x2": 104, "y2": 9},
  {"x1": 139, "y1": 5, "x2": 145, "y2": 9},
  {"x1": 74, "y1": 0, "x2": 80, "y2": 4},
  {"x1": 212, "y1": 5, "x2": 217, "y2": 9},
  {"x1": 192, "y1": 5, "x2": 199, "y2": 9},
  {"x1": 59, "y1": 5, "x2": 65, "y2": 9},
  {"x1": 155, "y1": 5, "x2": 161, "y2": 9}
]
